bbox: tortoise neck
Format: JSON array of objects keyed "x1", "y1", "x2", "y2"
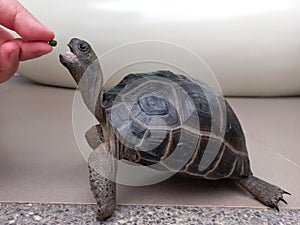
[{"x1": 78, "y1": 59, "x2": 104, "y2": 120}]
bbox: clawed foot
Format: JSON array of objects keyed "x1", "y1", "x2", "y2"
[
  {"x1": 238, "y1": 175, "x2": 291, "y2": 211},
  {"x1": 266, "y1": 188, "x2": 290, "y2": 211}
]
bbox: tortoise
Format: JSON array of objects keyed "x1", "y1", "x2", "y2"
[{"x1": 59, "y1": 38, "x2": 290, "y2": 221}]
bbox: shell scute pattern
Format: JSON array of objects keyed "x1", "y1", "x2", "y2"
[{"x1": 104, "y1": 70, "x2": 251, "y2": 179}]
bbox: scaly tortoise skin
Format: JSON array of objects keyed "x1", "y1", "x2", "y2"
[{"x1": 60, "y1": 38, "x2": 290, "y2": 221}]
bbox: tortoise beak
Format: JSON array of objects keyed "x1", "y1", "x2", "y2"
[
  {"x1": 59, "y1": 42, "x2": 78, "y2": 66},
  {"x1": 67, "y1": 42, "x2": 76, "y2": 54}
]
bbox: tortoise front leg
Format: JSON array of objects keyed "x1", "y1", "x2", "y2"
[
  {"x1": 85, "y1": 125, "x2": 104, "y2": 149},
  {"x1": 88, "y1": 143, "x2": 117, "y2": 221}
]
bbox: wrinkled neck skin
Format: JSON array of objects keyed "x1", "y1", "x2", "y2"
[{"x1": 77, "y1": 59, "x2": 104, "y2": 123}]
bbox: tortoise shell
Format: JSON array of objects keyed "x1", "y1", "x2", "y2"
[{"x1": 102, "y1": 70, "x2": 252, "y2": 180}]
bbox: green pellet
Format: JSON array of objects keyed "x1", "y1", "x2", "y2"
[{"x1": 48, "y1": 40, "x2": 57, "y2": 47}]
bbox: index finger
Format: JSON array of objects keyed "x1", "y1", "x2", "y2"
[{"x1": 0, "y1": 0, "x2": 54, "y2": 41}]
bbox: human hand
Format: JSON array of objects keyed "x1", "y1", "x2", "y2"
[{"x1": 0, "y1": 0, "x2": 55, "y2": 83}]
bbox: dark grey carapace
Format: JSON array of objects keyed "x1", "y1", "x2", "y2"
[{"x1": 59, "y1": 38, "x2": 290, "y2": 221}]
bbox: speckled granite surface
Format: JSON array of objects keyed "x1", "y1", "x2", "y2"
[{"x1": 0, "y1": 203, "x2": 299, "y2": 225}]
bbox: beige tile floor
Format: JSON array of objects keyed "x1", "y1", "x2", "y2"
[{"x1": 0, "y1": 76, "x2": 299, "y2": 209}]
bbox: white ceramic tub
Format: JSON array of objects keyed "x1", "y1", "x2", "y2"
[{"x1": 17, "y1": 0, "x2": 300, "y2": 96}]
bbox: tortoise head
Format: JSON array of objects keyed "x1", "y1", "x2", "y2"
[
  {"x1": 59, "y1": 38, "x2": 98, "y2": 84},
  {"x1": 60, "y1": 38, "x2": 104, "y2": 120}
]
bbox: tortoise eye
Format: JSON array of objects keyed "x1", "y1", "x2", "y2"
[{"x1": 78, "y1": 43, "x2": 89, "y2": 52}]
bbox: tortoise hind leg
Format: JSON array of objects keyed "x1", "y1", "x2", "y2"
[{"x1": 237, "y1": 175, "x2": 290, "y2": 211}]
